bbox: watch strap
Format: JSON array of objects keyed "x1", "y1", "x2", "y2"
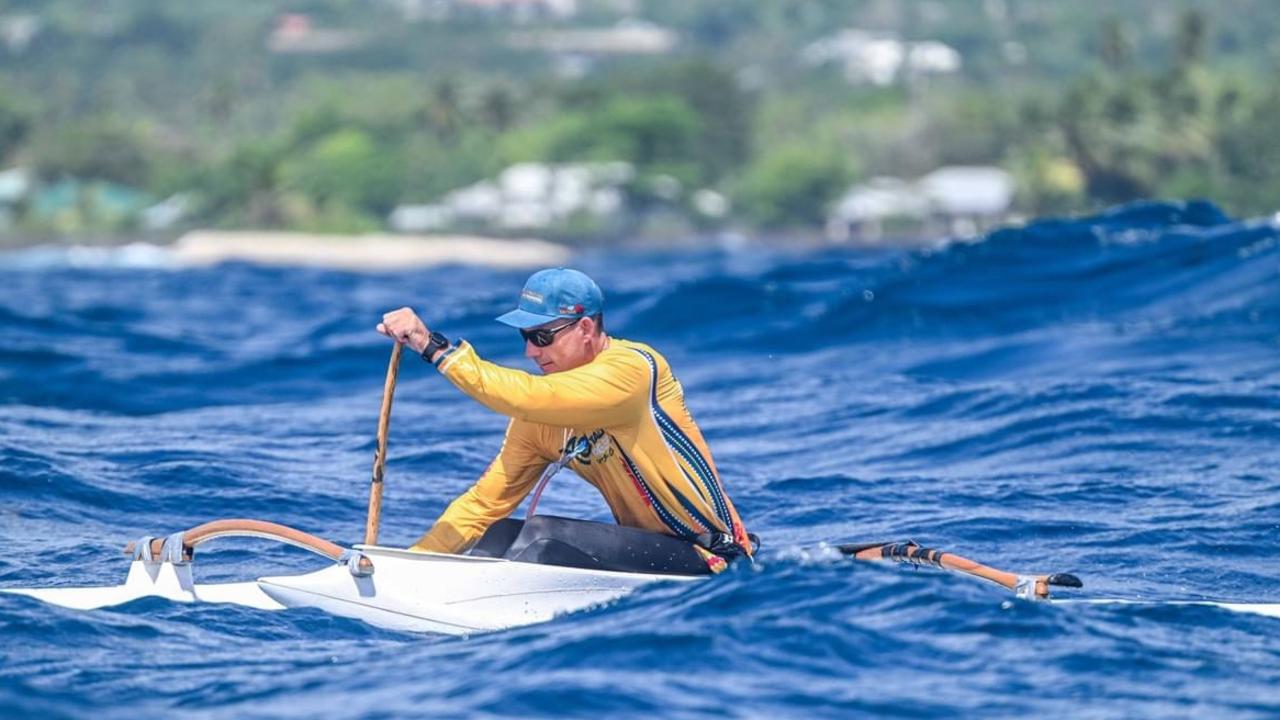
[{"x1": 420, "y1": 331, "x2": 450, "y2": 364}]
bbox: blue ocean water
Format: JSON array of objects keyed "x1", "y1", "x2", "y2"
[{"x1": 1, "y1": 200, "x2": 1278, "y2": 718}]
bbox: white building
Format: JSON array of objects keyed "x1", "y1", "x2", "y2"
[
  {"x1": 918, "y1": 166, "x2": 1015, "y2": 218},
  {"x1": 0, "y1": 167, "x2": 30, "y2": 204},
  {"x1": 0, "y1": 167, "x2": 30, "y2": 228},
  {"x1": 801, "y1": 29, "x2": 961, "y2": 86},
  {"x1": 266, "y1": 14, "x2": 366, "y2": 54},
  {"x1": 389, "y1": 161, "x2": 634, "y2": 233},
  {"x1": 389, "y1": 204, "x2": 454, "y2": 233},
  {"x1": 507, "y1": 19, "x2": 677, "y2": 56},
  {"x1": 140, "y1": 194, "x2": 192, "y2": 231},
  {"x1": 0, "y1": 14, "x2": 41, "y2": 53},
  {"x1": 828, "y1": 166, "x2": 1014, "y2": 244}
]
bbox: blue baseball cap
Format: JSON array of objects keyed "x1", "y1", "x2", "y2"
[{"x1": 496, "y1": 268, "x2": 604, "y2": 329}]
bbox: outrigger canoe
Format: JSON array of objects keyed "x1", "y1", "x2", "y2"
[
  {"x1": 0, "y1": 517, "x2": 1087, "y2": 635},
  {"x1": 6, "y1": 346, "x2": 1273, "y2": 632},
  {"x1": 5, "y1": 516, "x2": 1275, "y2": 633}
]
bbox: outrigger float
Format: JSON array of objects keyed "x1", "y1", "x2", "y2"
[{"x1": 4, "y1": 346, "x2": 1273, "y2": 633}]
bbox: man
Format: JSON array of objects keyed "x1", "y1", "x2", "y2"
[{"x1": 377, "y1": 267, "x2": 752, "y2": 572}]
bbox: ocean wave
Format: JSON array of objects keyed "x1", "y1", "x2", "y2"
[{"x1": 2, "y1": 200, "x2": 1279, "y2": 717}]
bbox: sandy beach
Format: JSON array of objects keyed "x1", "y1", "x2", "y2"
[{"x1": 170, "y1": 231, "x2": 571, "y2": 270}]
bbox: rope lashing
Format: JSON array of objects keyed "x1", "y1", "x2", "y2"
[
  {"x1": 131, "y1": 535, "x2": 156, "y2": 562},
  {"x1": 338, "y1": 548, "x2": 374, "y2": 577},
  {"x1": 160, "y1": 531, "x2": 189, "y2": 565},
  {"x1": 880, "y1": 542, "x2": 948, "y2": 568},
  {"x1": 1014, "y1": 575, "x2": 1040, "y2": 601}
]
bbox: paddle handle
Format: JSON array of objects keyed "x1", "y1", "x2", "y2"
[{"x1": 364, "y1": 342, "x2": 403, "y2": 545}]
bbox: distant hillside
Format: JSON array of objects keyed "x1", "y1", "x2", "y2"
[{"x1": 1, "y1": 0, "x2": 1277, "y2": 238}]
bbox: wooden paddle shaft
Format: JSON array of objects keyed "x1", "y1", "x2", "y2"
[{"x1": 365, "y1": 342, "x2": 403, "y2": 545}]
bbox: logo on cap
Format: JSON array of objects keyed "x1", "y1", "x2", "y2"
[{"x1": 521, "y1": 289, "x2": 545, "y2": 304}]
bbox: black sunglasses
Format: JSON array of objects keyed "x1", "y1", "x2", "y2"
[{"x1": 521, "y1": 318, "x2": 581, "y2": 347}]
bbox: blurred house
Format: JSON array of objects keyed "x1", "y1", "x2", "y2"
[
  {"x1": 388, "y1": 204, "x2": 455, "y2": 233},
  {"x1": 459, "y1": 0, "x2": 577, "y2": 21},
  {"x1": 0, "y1": 14, "x2": 42, "y2": 54},
  {"x1": 267, "y1": 14, "x2": 366, "y2": 54},
  {"x1": 509, "y1": 18, "x2": 677, "y2": 77},
  {"x1": 828, "y1": 166, "x2": 1014, "y2": 244},
  {"x1": 390, "y1": 161, "x2": 632, "y2": 233},
  {"x1": 692, "y1": 189, "x2": 729, "y2": 219},
  {"x1": 24, "y1": 178, "x2": 154, "y2": 231},
  {"x1": 827, "y1": 177, "x2": 929, "y2": 241},
  {"x1": 385, "y1": 0, "x2": 577, "y2": 23},
  {"x1": 0, "y1": 170, "x2": 182, "y2": 233},
  {"x1": 507, "y1": 19, "x2": 676, "y2": 55},
  {"x1": 140, "y1": 194, "x2": 192, "y2": 231},
  {"x1": 0, "y1": 167, "x2": 31, "y2": 228},
  {"x1": 801, "y1": 30, "x2": 961, "y2": 86},
  {"x1": 919, "y1": 166, "x2": 1016, "y2": 220}
]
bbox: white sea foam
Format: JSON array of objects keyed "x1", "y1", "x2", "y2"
[{"x1": 0, "y1": 242, "x2": 176, "y2": 270}]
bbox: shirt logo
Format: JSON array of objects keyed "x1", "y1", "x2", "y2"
[{"x1": 565, "y1": 429, "x2": 613, "y2": 465}]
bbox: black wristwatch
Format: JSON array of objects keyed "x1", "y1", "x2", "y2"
[{"x1": 421, "y1": 330, "x2": 450, "y2": 364}]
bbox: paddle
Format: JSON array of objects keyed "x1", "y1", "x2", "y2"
[
  {"x1": 118, "y1": 343, "x2": 405, "y2": 574},
  {"x1": 837, "y1": 540, "x2": 1082, "y2": 599},
  {"x1": 364, "y1": 342, "x2": 403, "y2": 546}
]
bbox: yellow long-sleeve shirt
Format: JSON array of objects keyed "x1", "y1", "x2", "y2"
[{"x1": 410, "y1": 337, "x2": 751, "y2": 557}]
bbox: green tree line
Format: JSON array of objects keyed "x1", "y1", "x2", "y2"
[{"x1": 1, "y1": 4, "x2": 1278, "y2": 237}]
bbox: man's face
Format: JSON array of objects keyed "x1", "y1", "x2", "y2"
[{"x1": 523, "y1": 318, "x2": 592, "y2": 374}]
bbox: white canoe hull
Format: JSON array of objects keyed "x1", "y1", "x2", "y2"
[
  {"x1": 259, "y1": 546, "x2": 701, "y2": 634},
  {"x1": 2, "y1": 545, "x2": 702, "y2": 635}
]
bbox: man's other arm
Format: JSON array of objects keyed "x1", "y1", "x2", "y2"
[{"x1": 410, "y1": 419, "x2": 549, "y2": 554}]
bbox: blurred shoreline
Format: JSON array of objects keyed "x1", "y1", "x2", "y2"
[
  {"x1": 0, "y1": 229, "x2": 572, "y2": 270},
  {"x1": 0, "y1": 223, "x2": 968, "y2": 271}
]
